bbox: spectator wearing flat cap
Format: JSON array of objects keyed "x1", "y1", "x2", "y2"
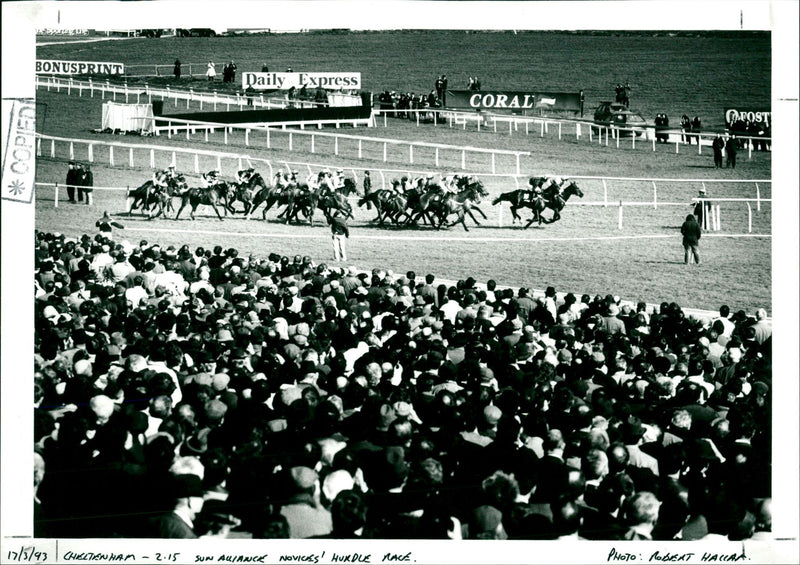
[{"x1": 149, "y1": 473, "x2": 205, "y2": 538}]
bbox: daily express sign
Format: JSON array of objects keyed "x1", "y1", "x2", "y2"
[
  {"x1": 36, "y1": 60, "x2": 124, "y2": 75},
  {"x1": 243, "y1": 72, "x2": 361, "y2": 91}
]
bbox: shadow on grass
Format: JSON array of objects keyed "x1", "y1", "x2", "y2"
[{"x1": 637, "y1": 259, "x2": 686, "y2": 265}]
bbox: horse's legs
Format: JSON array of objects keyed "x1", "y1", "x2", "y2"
[
  {"x1": 474, "y1": 205, "x2": 488, "y2": 220},
  {"x1": 211, "y1": 203, "x2": 224, "y2": 221},
  {"x1": 175, "y1": 200, "x2": 187, "y2": 220},
  {"x1": 467, "y1": 209, "x2": 481, "y2": 226}
]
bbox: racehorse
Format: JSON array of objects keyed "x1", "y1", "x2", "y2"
[
  {"x1": 174, "y1": 185, "x2": 229, "y2": 220},
  {"x1": 128, "y1": 174, "x2": 186, "y2": 215},
  {"x1": 491, "y1": 177, "x2": 548, "y2": 223},
  {"x1": 429, "y1": 181, "x2": 489, "y2": 231},
  {"x1": 316, "y1": 189, "x2": 353, "y2": 222},
  {"x1": 230, "y1": 173, "x2": 269, "y2": 216},
  {"x1": 357, "y1": 188, "x2": 408, "y2": 226},
  {"x1": 524, "y1": 181, "x2": 584, "y2": 228}
]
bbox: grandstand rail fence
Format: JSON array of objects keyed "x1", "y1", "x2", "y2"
[{"x1": 38, "y1": 76, "x2": 771, "y2": 162}]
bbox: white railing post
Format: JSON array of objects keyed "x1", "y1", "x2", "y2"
[
  {"x1": 238, "y1": 158, "x2": 243, "y2": 171},
  {"x1": 194, "y1": 154, "x2": 200, "y2": 173},
  {"x1": 491, "y1": 153, "x2": 496, "y2": 174},
  {"x1": 755, "y1": 183, "x2": 761, "y2": 211},
  {"x1": 435, "y1": 148, "x2": 440, "y2": 167},
  {"x1": 129, "y1": 147, "x2": 134, "y2": 168},
  {"x1": 224, "y1": 129, "x2": 228, "y2": 145},
  {"x1": 88, "y1": 144, "x2": 93, "y2": 162},
  {"x1": 589, "y1": 125, "x2": 593, "y2": 143},
  {"x1": 747, "y1": 202, "x2": 752, "y2": 233},
  {"x1": 616, "y1": 129, "x2": 620, "y2": 148},
  {"x1": 379, "y1": 170, "x2": 386, "y2": 189},
  {"x1": 698, "y1": 135, "x2": 702, "y2": 155},
  {"x1": 311, "y1": 135, "x2": 315, "y2": 153},
  {"x1": 558, "y1": 122, "x2": 562, "y2": 140},
  {"x1": 605, "y1": 127, "x2": 609, "y2": 146},
  {"x1": 334, "y1": 136, "x2": 338, "y2": 155},
  {"x1": 69, "y1": 142, "x2": 75, "y2": 160},
  {"x1": 205, "y1": 129, "x2": 209, "y2": 142},
  {"x1": 36, "y1": 138, "x2": 41, "y2": 157},
  {"x1": 416, "y1": 112, "x2": 419, "y2": 127},
  {"x1": 652, "y1": 136, "x2": 656, "y2": 152},
  {"x1": 289, "y1": 132, "x2": 293, "y2": 151},
  {"x1": 540, "y1": 121, "x2": 544, "y2": 137},
  {"x1": 266, "y1": 128, "x2": 271, "y2": 149},
  {"x1": 358, "y1": 139, "x2": 362, "y2": 159},
  {"x1": 515, "y1": 154, "x2": 521, "y2": 176},
  {"x1": 245, "y1": 129, "x2": 250, "y2": 146},
  {"x1": 186, "y1": 126, "x2": 190, "y2": 141},
  {"x1": 716, "y1": 204, "x2": 721, "y2": 231},
  {"x1": 410, "y1": 145, "x2": 414, "y2": 164},
  {"x1": 509, "y1": 121, "x2": 513, "y2": 136},
  {"x1": 618, "y1": 201, "x2": 623, "y2": 230},
  {"x1": 51, "y1": 139, "x2": 55, "y2": 158},
  {"x1": 461, "y1": 150, "x2": 466, "y2": 170},
  {"x1": 675, "y1": 138, "x2": 680, "y2": 154},
  {"x1": 748, "y1": 141, "x2": 752, "y2": 160},
  {"x1": 652, "y1": 182, "x2": 657, "y2": 209},
  {"x1": 54, "y1": 183, "x2": 59, "y2": 208},
  {"x1": 632, "y1": 133, "x2": 636, "y2": 149},
  {"x1": 602, "y1": 179, "x2": 608, "y2": 207},
  {"x1": 171, "y1": 151, "x2": 176, "y2": 167},
  {"x1": 109, "y1": 145, "x2": 114, "y2": 166},
  {"x1": 150, "y1": 149, "x2": 155, "y2": 168},
  {"x1": 217, "y1": 156, "x2": 222, "y2": 171},
  {"x1": 383, "y1": 142, "x2": 387, "y2": 162}
]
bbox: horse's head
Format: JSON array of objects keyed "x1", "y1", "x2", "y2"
[{"x1": 565, "y1": 182, "x2": 583, "y2": 198}]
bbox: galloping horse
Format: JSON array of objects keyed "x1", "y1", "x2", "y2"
[
  {"x1": 357, "y1": 188, "x2": 407, "y2": 226},
  {"x1": 128, "y1": 174, "x2": 186, "y2": 215},
  {"x1": 491, "y1": 176, "x2": 548, "y2": 223},
  {"x1": 230, "y1": 173, "x2": 269, "y2": 217},
  {"x1": 430, "y1": 181, "x2": 489, "y2": 231},
  {"x1": 524, "y1": 181, "x2": 584, "y2": 228},
  {"x1": 174, "y1": 185, "x2": 229, "y2": 220},
  {"x1": 316, "y1": 189, "x2": 353, "y2": 222}
]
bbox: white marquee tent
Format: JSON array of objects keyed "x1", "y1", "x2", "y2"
[{"x1": 101, "y1": 101, "x2": 155, "y2": 133}]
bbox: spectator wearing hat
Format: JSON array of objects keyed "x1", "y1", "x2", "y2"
[
  {"x1": 328, "y1": 210, "x2": 349, "y2": 262},
  {"x1": 680, "y1": 214, "x2": 702, "y2": 265},
  {"x1": 623, "y1": 418, "x2": 660, "y2": 476},
  {"x1": 78, "y1": 163, "x2": 94, "y2": 206},
  {"x1": 692, "y1": 188, "x2": 709, "y2": 227},
  {"x1": 601, "y1": 303, "x2": 626, "y2": 335},
  {"x1": 280, "y1": 466, "x2": 332, "y2": 538},
  {"x1": 66, "y1": 161, "x2": 79, "y2": 203},
  {"x1": 150, "y1": 473, "x2": 205, "y2": 538},
  {"x1": 725, "y1": 135, "x2": 738, "y2": 169}
]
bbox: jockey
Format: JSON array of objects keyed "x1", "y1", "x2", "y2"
[
  {"x1": 332, "y1": 168, "x2": 345, "y2": 190},
  {"x1": 236, "y1": 168, "x2": 253, "y2": 186},
  {"x1": 289, "y1": 170, "x2": 300, "y2": 187},
  {"x1": 274, "y1": 171, "x2": 288, "y2": 193},
  {"x1": 153, "y1": 165, "x2": 177, "y2": 190},
  {"x1": 443, "y1": 174, "x2": 459, "y2": 194},
  {"x1": 307, "y1": 172, "x2": 320, "y2": 192},
  {"x1": 200, "y1": 168, "x2": 221, "y2": 189},
  {"x1": 553, "y1": 177, "x2": 568, "y2": 197}
]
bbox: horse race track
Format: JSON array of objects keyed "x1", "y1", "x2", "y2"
[{"x1": 33, "y1": 60, "x2": 772, "y2": 313}]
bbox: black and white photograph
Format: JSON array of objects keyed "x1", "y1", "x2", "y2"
[{"x1": 2, "y1": 1, "x2": 798, "y2": 563}]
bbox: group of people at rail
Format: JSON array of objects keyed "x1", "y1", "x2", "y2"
[
  {"x1": 64, "y1": 161, "x2": 95, "y2": 205},
  {"x1": 32, "y1": 227, "x2": 772, "y2": 541}
]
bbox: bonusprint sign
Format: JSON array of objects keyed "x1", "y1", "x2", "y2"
[
  {"x1": 243, "y1": 72, "x2": 361, "y2": 91},
  {"x1": 36, "y1": 60, "x2": 124, "y2": 75}
]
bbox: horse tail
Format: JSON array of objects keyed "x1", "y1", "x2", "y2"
[{"x1": 491, "y1": 195, "x2": 503, "y2": 206}]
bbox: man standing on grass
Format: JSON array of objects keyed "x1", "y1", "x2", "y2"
[
  {"x1": 66, "y1": 161, "x2": 79, "y2": 203},
  {"x1": 680, "y1": 214, "x2": 701, "y2": 265},
  {"x1": 329, "y1": 210, "x2": 349, "y2": 262}
]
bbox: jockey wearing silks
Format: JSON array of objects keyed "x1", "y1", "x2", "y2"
[
  {"x1": 442, "y1": 174, "x2": 459, "y2": 194},
  {"x1": 289, "y1": 170, "x2": 300, "y2": 189},
  {"x1": 153, "y1": 165, "x2": 177, "y2": 191},
  {"x1": 273, "y1": 171, "x2": 288, "y2": 193},
  {"x1": 200, "y1": 169, "x2": 221, "y2": 189},
  {"x1": 332, "y1": 168, "x2": 345, "y2": 190},
  {"x1": 237, "y1": 168, "x2": 254, "y2": 185}
]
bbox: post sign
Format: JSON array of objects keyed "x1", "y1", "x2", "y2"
[
  {"x1": 724, "y1": 108, "x2": 771, "y2": 128},
  {"x1": 242, "y1": 72, "x2": 361, "y2": 91},
  {"x1": 36, "y1": 60, "x2": 124, "y2": 75}
]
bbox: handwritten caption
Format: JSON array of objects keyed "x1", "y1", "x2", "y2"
[
  {"x1": 3, "y1": 545, "x2": 415, "y2": 565},
  {"x1": 607, "y1": 546, "x2": 750, "y2": 563}
]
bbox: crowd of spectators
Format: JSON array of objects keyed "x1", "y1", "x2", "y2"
[
  {"x1": 32, "y1": 229, "x2": 773, "y2": 541},
  {"x1": 378, "y1": 90, "x2": 443, "y2": 119}
]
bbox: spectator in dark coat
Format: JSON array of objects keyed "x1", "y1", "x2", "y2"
[
  {"x1": 725, "y1": 135, "x2": 738, "y2": 169},
  {"x1": 680, "y1": 214, "x2": 702, "y2": 265}
]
